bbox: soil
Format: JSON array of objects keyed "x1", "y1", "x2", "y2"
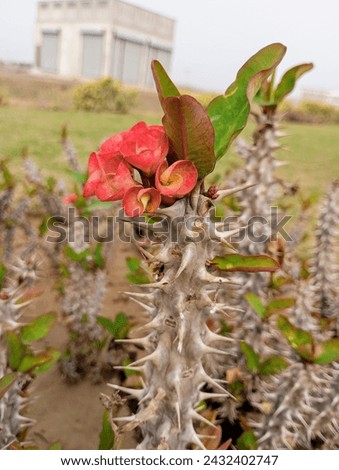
[{"x1": 22, "y1": 235, "x2": 141, "y2": 450}]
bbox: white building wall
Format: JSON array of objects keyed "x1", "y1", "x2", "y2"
[{"x1": 34, "y1": 0, "x2": 175, "y2": 87}]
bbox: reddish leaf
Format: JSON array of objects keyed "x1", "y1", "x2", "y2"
[
  {"x1": 218, "y1": 438, "x2": 232, "y2": 450},
  {"x1": 162, "y1": 95, "x2": 216, "y2": 179},
  {"x1": 151, "y1": 60, "x2": 180, "y2": 108}
]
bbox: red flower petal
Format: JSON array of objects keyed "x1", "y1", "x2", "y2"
[
  {"x1": 63, "y1": 193, "x2": 78, "y2": 205},
  {"x1": 95, "y1": 160, "x2": 135, "y2": 201},
  {"x1": 83, "y1": 152, "x2": 102, "y2": 197},
  {"x1": 99, "y1": 132, "x2": 127, "y2": 159},
  {"x1": 155, "y1": 160, "x2": 198, "y2": 198},
  {"x1": 123, "y1": 186, "x2": 161, "y2": 217},
  {"x1": 120, "y1": 122, "x2": 169, "y2": 176}
]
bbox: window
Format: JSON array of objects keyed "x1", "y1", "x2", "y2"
[
  {"x1": 40, "y1": 31, "x2": 60, "y2": 73},
  {"x1": 82, "y1": 33, "x2": 104, "y2": 78}
]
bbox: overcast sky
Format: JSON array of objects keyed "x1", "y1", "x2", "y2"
[{"x1": 0, "y1": 0, "x2": 338, "y2": 92}]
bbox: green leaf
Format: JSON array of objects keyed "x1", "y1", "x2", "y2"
[
  {"x1": 259, "y1": 356, "x2": 289, "y2": 376},
  {"x1": 39, "y1": 214, "x2": 52, "y2": 235},
  {"x1": 0, "y1": 263, "x2": 6, "y2": 290},
  {"x1": 126, "y1": 271, "x2": 151, "y2": 285},
  {"x1": 313, "y1": 339, "x2": 339, "y2": 365},
  {"x1": 66, "y1": 169, "x2": 87, "y2": 185},
  {"x1": 229, "y1": 380, "x2": 245, "y2": 401},
  {"x1": 31, "y1": 349, "x2": 61, "y2": 375},
  {"x1": 99, "y1": 410, "x2": 115, "y2": 450},
  {"x1": 162, "y1": 95, "x2": 216, "y2": 179},
  {"x1": 274, "y1": 63, "x2": 313, "y2": 104},
  {"x1": 0, "y1": 372, "x2": 17, "y2": 399},
  {"x1": 18, "y1": 353, "x2": 52, "y2": 373},
  {"x1": 126, "y1": 257, "x2": 141, "y2": 272},
  {"x1": 97, "y1": 312, "x2": 129, "y2": 340},
  {"x1": 64, "y1": 246, "x2": 91, "y2": 263},
  {"x1": 49, "y1": 442, "x2": 62, "y2": 450},
  {"x1": 126, "y1": 257, "x2": 150, "y2": 285},
  {"x1": 220, "y1": 319, "x2": 231, "y2": 336},
  {"x1": 211, "y1": 254, "x2": 279, "y2": 272},
  {"x1": 94, "y1": 244, "x2": 105, "y2": 269},
  {"x1": 244, "y1": 293, "x2": 266, "y2": 319},
  {"x1": 20, "y1": 312, "x2": 57, "y2": 344},
  {"x1": 207, "y1": 43, "x2": 286, "y2": 158},
  {"x1": 266, "y1": 298, "x2": 295, "y2": 316},
  {"x1": 236, "y1": 430, "x2": 258, "y2": 450},
  {"x1": 0, "y1": 161, "x2": 15, "y2": 188},
  {"x1": 123, "y1": 358, "x2": 139, "y2": 377},
  {"x1": 85, "y1": 200, "x2": 112, "y2": 213},
  {"x1": 151, "y1": 60, "x2": 180, "y2": 108},
  {"x1": 7, "y1": 331, "x2": 25, "y2": 371},
  {"x1": 240, "y1": 341, "x2": 260, "y2": 373},
  {"x1": 278, "y1": 315, "x2": 313, "y2": 357}
]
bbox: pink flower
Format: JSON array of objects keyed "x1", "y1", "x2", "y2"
[
  {"x1": 123, "y1": 186, "x2": 161, "y2": 217},
  {"x1": 63, "y1": 193, "x2": 78, "y2": 205},
  {"x1": 119, "y1": 122, "x2": 169, "y2": 176},
  {"x1": 155, "y1": 160, "x2": 198, "y2": 198},
  {"x1": 83, "y1": 152, "x2": 135, "y2": 201},
  {"x1": 99, "y1": 131, "x2": 127, "y2": 159}
]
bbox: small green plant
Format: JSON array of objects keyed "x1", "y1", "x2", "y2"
[{"x1": 73, "y1": 78, "x2": 137, "y2": 114}]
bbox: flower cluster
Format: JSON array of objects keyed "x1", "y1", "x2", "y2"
[{"x1": 83, "y1": 122, "x2": 198, "y2": 216}]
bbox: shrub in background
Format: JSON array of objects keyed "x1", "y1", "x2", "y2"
[
  {"x1": 283, "y1": 100, "x2": 339, "y2": 124},
  {"x1": 73, "y1": 78, "x2": 137, "y2": 114},
  {"x1": 0, "y1": 82, "x2": 9, "y2": 107}
]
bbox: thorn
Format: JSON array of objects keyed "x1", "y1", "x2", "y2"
[
  {"x1": 132, "y1": 316, "x2": 161, "y2": 335},
  {"x1": 191, "y1": 433, "x2": 207, "y2": 450},
  {"x1": 197, "y1": 434, "x2": 218, "y2": 440},
  {"x1": 199, "y1": 390, "x2": 235, "y2": 401},
  {"x1": 214, "y1": 182, "x2": 257, "y2": 203},
  {"x1": 175, "y1": 244, "x2": 197, "y2": 280},
  {"x1": 107, "y1": 383, "x2": 144, "y2": 400},
  {"x1": 175, "y1": 401, "x2": 181, "y2": 431},
  {"x1": 204, "y1": 328, "x2": 235, "y2": 344},
  {"x1": 223, "y1": 305, "x2": 245, "y2": 313},
  {"x1": 214, "y1": 226, "x2": 247, "y2": 240},
  {"x1": 200, "y1": 372, "x2": 230, "y2": 394},
  {"x1": 112, "y1": 415, "x2": 135, "y2": 423},
  {"x1": 136, "y1": 245, "x2": 155, "y2": 260},
  {"x1": 115, "y1": 336, "x2": 151, "y2": 348},
  {"x1": 190, "y1": 410, "x2": 217, "y2": 429},
  {"x1": 202, "y1": 344, "x2": 229, "y2": 356},
  {"x1": 114, "y1": 365, "x2": 145, "y2": 373},
  {"x1": 123, "y1": 291, "x2": 155, "y2": 302},
  {"x1": 128, "y1": 296, "x2": 155, "y2": 315},
  {"x1": 127, "y1": 350, "x2": 159, "y2": 367},
  {"x1": 138, "y1": 391, "x2": 152, "y2": 405}
]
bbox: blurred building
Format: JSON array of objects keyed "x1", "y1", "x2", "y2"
[
  {"x1": 298, "y1": 89, "x2": 339, "y2": 108},
  {"x1": 34, "y1": 0, "x2": 175, "y2": 87}
]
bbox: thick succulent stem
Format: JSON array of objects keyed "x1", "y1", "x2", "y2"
[
  {"x1": 311, "y1": 180, "x2": 339, "y2": 320},
  {"x1": 0, "y1": 257, "x2": 37, "y2": 448},
  {"x1": 60, "y1": 219, "x2": 106, "y2": 383},
  {"x1": 113, "y1": 187, "x2": 236, "y2": 449}
]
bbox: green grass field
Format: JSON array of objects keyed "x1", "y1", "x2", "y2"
[{"x1": 0, "y1": 105, "x2": 338, "y2": 196}]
